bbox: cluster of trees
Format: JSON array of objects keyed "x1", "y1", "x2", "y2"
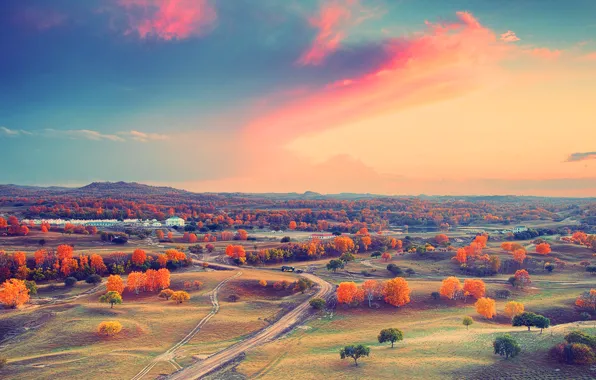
[
  {"x1": 9, "y1": 190, "x2": 587, "y2": 235},
  {"x1": 550, "y1": 331, "x2": 596, "y2": 365},
  {"x1": 0, "y1": 216, "x2": 29, "y2": 236},
  {"x1": 0, "y1": 246, "x2": 190, "y2": 284},
  {"x1": 439, "y1": 277, "x2": 487, "y2": 301},
  {"x1": 336, "y1": 278, "x2": 411, "y2": 308},
  {"x1": 575, "y1": 289, "x2": 596, "y2": 312}
]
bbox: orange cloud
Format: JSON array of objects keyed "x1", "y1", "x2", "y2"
[
  {"x1": 117, "y1": 0, "x2": 217, "y2": 40},
  {"x1": 297, "y1": 0, "x2": 374, "y2": 65}
]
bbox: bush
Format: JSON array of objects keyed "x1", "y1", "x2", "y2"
[
  {"x1": 371, "y1": 251, "x2": 381, "y2": 258},
  {"x1": 565, "y1": 331, "x2": 596, "y2": 349},
  {"x1": 586, "y1": 265, "x2": 596, "y2": 274},
  {"x1": 309, "y1": 298, "x2": 326, "y2": 310},
  {"x1": 580, "y1": 312, "x2": 591, "y2": 321},
  {"x1": 97, "y1": 321, "x2": 123, "y2": 336},
  {"x1": 550, "y1": 343, "x2": 596, "y2": 365},
  {"x1": 493, "y1": 334, "x2": 521, "y2": 359},
  {"x1": 64, "y1": 277, "x2": 77, "y2": 287},
  {"x1": 495, "y1": 289, "x2": 511, "y2": 299},
  {"x1": 24, "y1": 280, "x2": 38, "y2": 295},
  {"x1": 86, "y1": 274, "x2": 102, "y2": 285},
  {"x1": 387, "y1": 264, "x2": 402, "y2": 276},
  {"x1": 280, "y1": 236, "x2": 291, "y2": 243},
  {"x1": 227, "y1": 294, "x2": 239, "y2": 302},
  {"x1": 431, "y1": 291, "x2": 440, "y2": 300}
]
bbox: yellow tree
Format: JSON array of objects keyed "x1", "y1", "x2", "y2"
[
  {"x1": 475, "y1": 297, "x2": 496, "y2": 319},
  {"x1": 383, "y1": 278, "x2": 411, "y2": 307},
  {"x1": 439, "y1": 277, "x2": 462, "y2": 300},
  {"x1": 504, "y1": 301, "x2": 525, "y2": 319},
  {"x1": 0, "y1": 279, "x2": 30, "y2": 308}
]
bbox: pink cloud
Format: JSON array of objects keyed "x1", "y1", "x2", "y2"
[
  {"x1": 530, "y1": 47, "x2": 562, "y2": 60},
  {"x1": 16, "y1": 8, "x2": 67, "y2": 31},
  {"x1": 582, "y1": 52, "x2": 596, "y2": 61},
  {"x1": 251, "y1": 11, "x2": 508, "y2": 143},
  {"x1": 500, "y1": 30, "x2": 520, "y2": 42},
  {"x1": 297, "y1": 0, "x2": 375, "y2": 66},
  {"x1": 117, "y1": 0, "x2": 217, "y2": 40}
]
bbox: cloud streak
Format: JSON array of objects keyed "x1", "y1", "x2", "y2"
[
  {"x1": 119, "y1": 130, "x2": 169, "y2": 142},
  {"x1": 297, "y1": 0, "x2": 377, "y2": 66},
  {"x1": 1, "y1": 127, "x2": 169, "y2": 143},
  {"x1": 116, "y1": 0, "x2": 217, "y2": 41},
  {"x1": 565, "y1": 151, "x2": 596, "y2": 162}
]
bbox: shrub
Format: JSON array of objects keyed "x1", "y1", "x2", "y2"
[
  {"x1": 431, "y1": 291, "x2": 440, "y2": 300},
  {"x1": 309, "y1": 298, "x2": 326, "y2": 310},
  {"x1": 387, "y1": 264, "x2": 402, "y2": 276},
  {"x1": 97, "y1": 321, "x2": 123, "y2": 336},
  {"x1": 565, "y1": 331, "x2": 596, "y2": 349},
  {"x1": 171, "y1": 291, "x2": 190, "y2": 304},
  {"x1": 86, "y1": 274, "x2": 102, "y2": 285},
  {"x1": 580, "y1": 312, "x2": 591, "y2": 321},
  {"x1": 158, "y1": 289, "x2": 174, "y2": 300},
  {"x1": 227, "y1": 294, "x2": 239, "y2": 302},
  {"x1": 586, "y1": 265, "x2": 596, "y2": 274},
  {"x1": 495, "y1": 289, "x2": 511, "y2": 299},
  {"x1": 258, "y1": 279, "x2": 267, "y2": 287},
  {"x1": 550, "y1": 343, "x2": 596, "y2": 365},
  {"x1": 64, "y1": 277, "x2": 77, "y2": 287},
  {"x1": 493, "y1": 334, "x2": 521, "y2": 359},
  {"x1": 24, "y1": 280, "x2": 38, "y2": 295},
  {"x1": 280, "y1": 236, "x2": 291, "y2": 243}
]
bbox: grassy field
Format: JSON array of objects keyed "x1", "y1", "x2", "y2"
[{"x1": 0, "y1": 268, "x2": 306, "y2": 380}]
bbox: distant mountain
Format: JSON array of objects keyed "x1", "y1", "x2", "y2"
[{"x1": 76, "y1": 181, "x2": 189, "y2": 196}]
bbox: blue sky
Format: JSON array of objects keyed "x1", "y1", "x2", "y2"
[{"x1": 1, "y1": 0, "x2": 595, "y2": 195}]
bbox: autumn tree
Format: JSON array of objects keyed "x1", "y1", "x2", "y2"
[
  {"x1": 334, "y1": 236, "x2": 355, "y2": 254},
  {"x1": 97, "y1": 321, "x2": 123, "y2": 336},
  {"x1": 0, "y1": 279, "x2": 30, "y2": 308},
  {"x1": 463, "y1": 279, "x2": 486, "y2": 299},
  {"x1": 156, "y1": 268, "x2": 171, "y2": 290},
  {"x1": 440, "y1": 277, "x2": 462, "y2": 300},
  {"x1": 501, "y1": 242, "x2": 513, "y2": 251},
  {"x1": 106, "y1": 275, "x2": 124, "y2": 294},
  {"x1": 475, "y1": 297, "x2": 497, "y2": 319},
  {"x1": 99, "y1": 291, "x2": 122, "y2": 308},
  {"x1": 513, "y1": 269, "x2": 531, "y2": 288},
  {"x1": 144, "y1": 269, "x2": 158, "y2": 292},
  {"x1": 259, "y1": 279, "x2": 267, "y2": 287},
  {"x1": 383, "y1": 277, "x2": 411, "y2": 307},
  {"x1": 157, "y1": 254, "x2": 168, "y2": 267},
  {"x1": 339, "y1": 344, "x2": 370, "y2": 366},
  {"x1": 12, "y1": 251, "x2": 26, "y2": 267},
  {"x1": 171, "y1": 291, "x2": 190, "y2": 304},
  {"x1": 362, "y1": 279, "x2": 383, "y2": 308},
  {"x1": 131, "y1": 249, "x2": 147, "y2": 266},
  {"x1": 193, "y1": 280, "x2": 203, "y2": 289},
  {"x1": 435, "y1": 234, "x2": 449, "y2": 245},
  {"x1": 512, "y1": 248, "x2": 526, "y2": 265},
  {"x1": 535, "y1": 243, "x2": 551, "y2": 255},
  {"x1": 337, "y1": 282, "x2": 363, "y2": 305},
  {"x1": 289, "y1": 221, "x2": 297, "y2": 230},
  {"x1": 225, "y1": 245, "x2": 246, "y2": 264},
  {"x1": 159, "y1": 289, "x2": 174, "y2": 300},
  {"x1": 381, "y1": 252, "x2": 391, "y2": 262},
  {"x1": 454, "y1": 248, "x2": 467, "y2": 263},
  {"x1": 235, "y1": 229, "x2": 248, "y2": 241},
  {"x1": 156, "y1": 230, "x2": 165, "y2": 240},
  {"x1": 378, "y1": 328, "x2": 403, "y2": 348},
  {"x1": 575, "y1": 289, "x2": 596, "y2": 311},
  {"x1": 504, "y1": 301, "x2": 525, "y2": 319}
]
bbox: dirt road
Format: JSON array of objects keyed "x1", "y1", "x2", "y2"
[
  {"x1": 130, "y1": 271, "x2": 242, "y2": 380},
  {"x1": 168, "y1": 272, "x2": 334, "y2": 380}
]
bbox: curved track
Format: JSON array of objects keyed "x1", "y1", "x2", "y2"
[{"x1": 168, "y1": 272, "x2": 334, "y2": 380}]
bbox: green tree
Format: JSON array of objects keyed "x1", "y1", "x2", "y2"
[
  {"x1": 387, "y1": 264, "x2": 402, "y2": 276},
  {"x1": 493, "y1": 334, "x2": 521, "y2": 359},
  {"x1": 99, "y1": 291, "x2": 123, "y2": 308},
  {"x1": 462, "y1": 316, "x2": 474, "y2": 330},
  {"x1": 86, "y1": 274, "x2": 102, "y2": 285},
  {"x1": 378, "y1": 328, "x2": 404, "y2": 348},
  {"x1": 24, "y1": 280, "x2": 38, "y2": 296},
  {"x1": 294, "y1": 278, "x2": 313, "y2": 293},
  {"x1": 326, "y1": 259, "x2": 345, "y2": 272},
  {"x1": 339, "y1": 344, "x2": 370, "y2": 366},
  {"x1": 309, "y1": 298, "x2": 326, "y2": 310},
  {"x1": 533, "y1": 315, "x2": 550, "y2": 334},
  {"x1": 565, "y1": 331, "x2": 596, "y2": 349},
  {"x1": 512, "y1": 312, "x2": 539, "y2": 331}
]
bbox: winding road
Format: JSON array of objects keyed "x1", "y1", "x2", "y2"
[
  {"x1": 130, "y1": 271, "x2": 243, "y2": 380},
  {"x1": 168, "y1": 272, "x2": 334, "y2": 380}
]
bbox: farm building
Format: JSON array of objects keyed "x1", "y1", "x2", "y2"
[
  {"x1": 309, "y1": 233, "x2": 334, "y2": 240},
  {"x1": 165, "y1": 216, "x2": 185, "y2": 227}
]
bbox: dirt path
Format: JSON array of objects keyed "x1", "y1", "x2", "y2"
[
  {"x1": 168, "y1": 272, "x2": 334, "y2": 380},
  {"x1": 130, "y1": 271, "x2": 242, "y2": 380}
]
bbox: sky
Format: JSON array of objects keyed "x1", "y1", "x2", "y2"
[{"x1": 1, "y1": 0, "x2": 595, "y2": 196}]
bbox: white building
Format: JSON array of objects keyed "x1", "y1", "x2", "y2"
[
  {"x1": 165, "y1": 216, "x2": 185, "y2": 227},
  {"x1": 512, "y1": 226, "x2": 528, "y2": 233}
]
